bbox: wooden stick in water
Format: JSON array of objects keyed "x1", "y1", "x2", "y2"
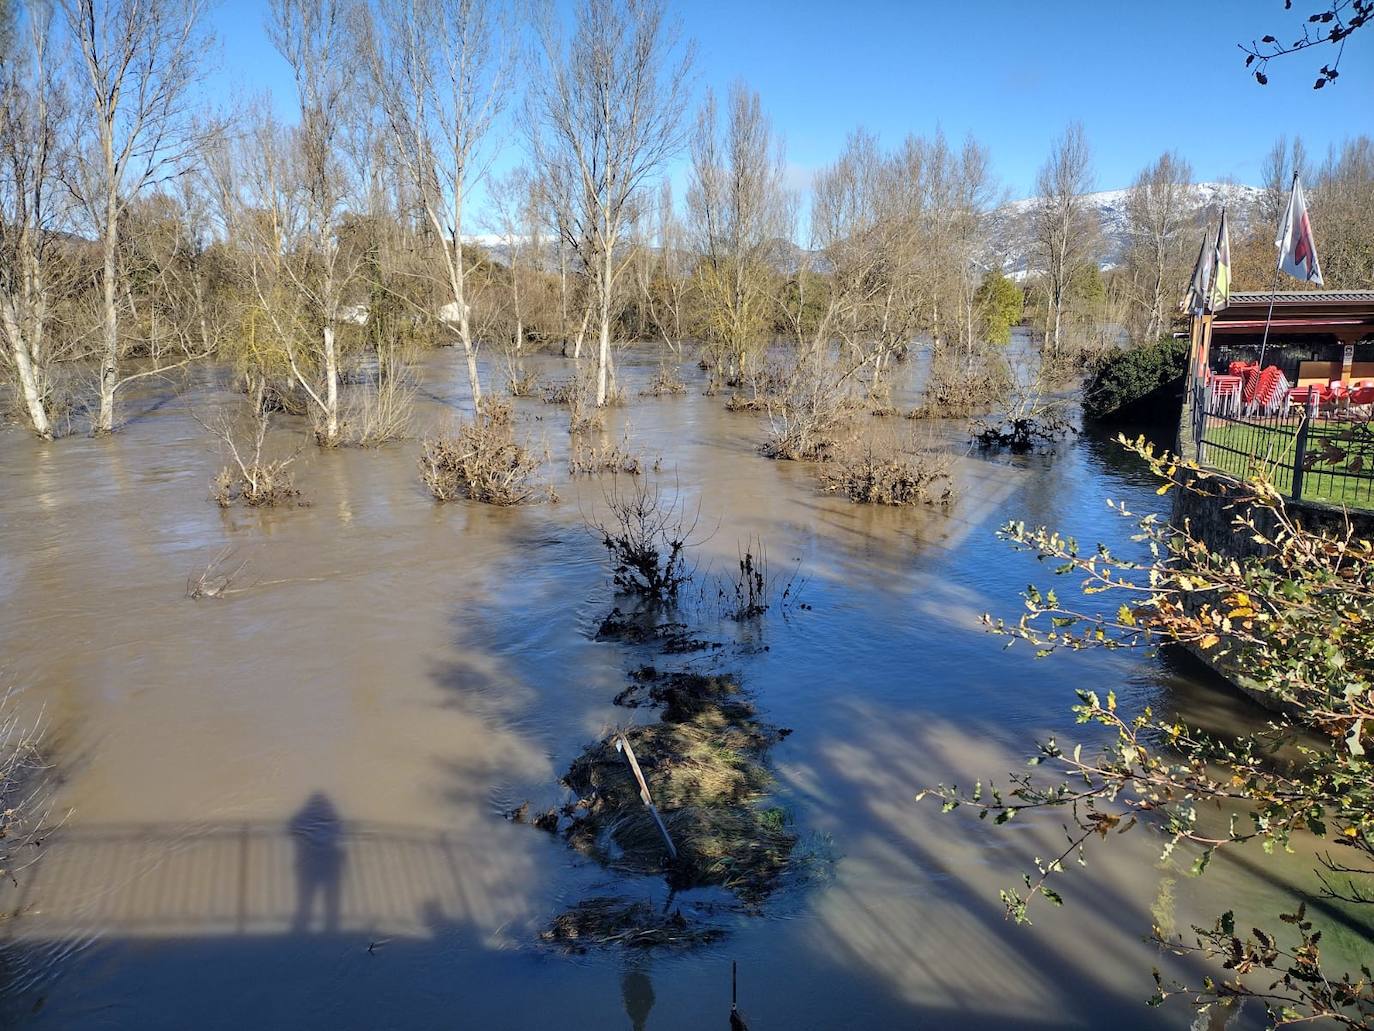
[{"x1": 615, "y1": 734, "x2": 677, "y2": 860}]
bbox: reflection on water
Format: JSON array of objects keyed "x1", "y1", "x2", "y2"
[
  {"x1": 622, "y1": 955, "x2": 655, "y2": 1031},
  {"x1": 0, "y1": 348, "x2": 1360, "y2": 1029}
]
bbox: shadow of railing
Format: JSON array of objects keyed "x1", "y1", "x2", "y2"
[{"x1": 2, "y1": 819, "x2": 533, "y2": 942}]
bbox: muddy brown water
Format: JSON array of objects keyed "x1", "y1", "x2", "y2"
[{"x1": 0, "y1": 346, "x2": 1367, "y2": 1029}]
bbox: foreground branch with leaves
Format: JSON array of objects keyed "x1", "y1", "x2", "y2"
[{"x1": 921, "y1": 436, "x2": 1374, "y2": 1028}]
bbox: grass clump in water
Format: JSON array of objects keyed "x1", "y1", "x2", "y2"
[
  {"x1": 539, "y1": 897, "x2": 724, "y2": 952},
  {"x1": 561, "y1": 669, "x2": 796, "y2": 906}
]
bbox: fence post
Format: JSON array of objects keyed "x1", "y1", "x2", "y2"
[
  {"x1": 1291, "y1": 395, "x2": 1315, "y2": 501},
  {"x1": 1194, "y1": 380, "x2": 1207, "y2": 464}
]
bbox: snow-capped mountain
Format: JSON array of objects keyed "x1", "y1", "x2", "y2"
[{"x1": 993, "y1": 181, "x2": 1264, "y2": 279}]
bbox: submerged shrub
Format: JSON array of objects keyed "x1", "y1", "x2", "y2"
[
  {"x1": 506, "y1": 364, "x2": 539, "y2": 398},
  {"x1": 720, "y1": 543, "x2": 789, "y2": 620},
  {"x1": 818, "y1": 435, "x2": 956, "y2": 506},
  {"x1": 759, "y1": 354, "x2": 853, "y2": 461},
  {"x1": 198, "y1": 407, "x2": 303, "y2": 508},
  {"x1": 972, "y1": 395, "x2": 1076, "y2": 453},
  {"x1": 595, "y1": 477, "x2": 700, "y2": 601},
  {"x1": 212, "y1": 461, "x2": 301, "y2": 508},
  {"x1": 419, "y1": 408, "x2": 545, "y2": 505},
  {"x1": 641, "y1": 364, "x2": 687, "y2": 397},
  {"x1": 909, "y1": 347, "x2": 1013, "y2": 420},
  {"x1": 569, "y1": 428, "x2": 652, "y2": 477},
  {"x1": 543, "y1": 365, "x2": 606, "y2": 433},
  {"x1": 0, "y1": 691, "x2": 48, "y2": 888},
  {"x1": 541, "y1": 897, "x2": 722, "y2": 952},
  {"x1": 1037, "y1": 339, "x2": 1110, "y2": 388},
  {"x1": 345, "y1": 361, "x2": 416, "y2": 446}
]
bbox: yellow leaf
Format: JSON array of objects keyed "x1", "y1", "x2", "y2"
[{"x1": 1199, "y1": 634, "x2": 1220, "y2": 650}]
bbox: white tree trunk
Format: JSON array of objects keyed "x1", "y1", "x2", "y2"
[
  {"x1": 96, "y1": 213, "x2": 120, "y2": 434},
  {"x1": 596, "y1": 251, "x2": 613, "y2": 406},
  {"x1": 1, "y1": 300, "x2": 51, "y2": 437},
  {"x1": 573, "y1": 301, "x2": 591, "y2": 361},
  {"x1": 446, "y1": 237, "x2": 482, "y2": 408},
  {"x1": 322, "y1": 322, "x2": 340, "y2": 442}
]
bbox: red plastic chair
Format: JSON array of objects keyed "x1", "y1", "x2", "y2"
[{"x1": 1256, "y1": 369, "x2": 1289, "y2": 414}]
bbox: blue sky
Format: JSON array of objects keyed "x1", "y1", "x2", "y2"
[{"x1": 207, "y1": 0, "x2": 1373, "y2": 209}]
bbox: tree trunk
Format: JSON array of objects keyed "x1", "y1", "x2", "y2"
[
  {"x1": 573, "y1": 300, "x2": 591, "y2": 361},
  {"x1": 322, "y1": 322, "x2": 339, "y2": 443},
  {"x1": 1, "y1": 299, "x2": 51, "y2": 438},
  {"x1": 596, "y1": 281, "x2": 611, "y2": 407},
  {"x1": 512, "y1": 260, "x2": 524, "y2": 356},
  {"x1": 96, "y1": 211, "x2": 120, "y2": 434},
  {"x1": 451, "y1": 248, "x2": 483, "y2": 408}
]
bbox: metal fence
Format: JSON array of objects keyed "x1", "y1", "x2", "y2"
[{"x1": 1194, "y1": 388, "x2": 1374, "y2": 508}]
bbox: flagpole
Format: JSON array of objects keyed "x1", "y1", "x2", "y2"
[
  {"x1": 1259, "y1": 172, "x2": 1299, "y2": 368},
  {"x1": 1257, "y1": 267, "x2": 1281, "y2": 368}
]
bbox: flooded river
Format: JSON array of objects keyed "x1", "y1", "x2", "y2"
[{"x1": 0, "y1": 347, "x2": 1365, "y2": 1029}]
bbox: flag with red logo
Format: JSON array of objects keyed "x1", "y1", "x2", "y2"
[{"x1": 1275, "y1": 175, "x2": 1324, "y2": 286}]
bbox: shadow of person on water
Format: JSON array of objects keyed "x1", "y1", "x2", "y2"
[
  {"x1": 621, "y1": 953, "x2": 654, "y2": 1031},
  {"x1": 288, "y1": 792, "x2": 345, "y2": 934}
]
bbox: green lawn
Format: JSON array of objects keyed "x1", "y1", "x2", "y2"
[{"x1": 1201, "y1": 418, "x2": 1374, "y2": 509}]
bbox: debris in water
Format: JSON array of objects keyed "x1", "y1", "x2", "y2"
[
  {"x1": 595, "y1": 608, "x2": 717, "y2": 654},
  {"x1": 561, "y1": 669, "x2": 796, "y2": 904},
  {"x1": 539, "y1": 898, "x2": 723, "y2": 952},
  {"x1": 506, "y1": 800, "x2": 560, "y2": 834}
]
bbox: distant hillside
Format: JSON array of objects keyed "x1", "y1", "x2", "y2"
[
  {"x1": 473, "y1": 182, "x2": 1265, "y2": 280},
  {"x1": 991, "y1": 181, "x2": 1263, "y2": 280}
]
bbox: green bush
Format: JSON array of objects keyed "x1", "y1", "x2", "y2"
[
  {"x1": 1082, "y1": 334, "x2": 1189, "y2": 421},
  {"x1": 975, "y1": 269, "x2": 1025, "y2": 346}
]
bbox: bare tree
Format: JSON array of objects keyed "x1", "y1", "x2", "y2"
[
  {"x1": 1031, "y1": 123, "x2": 1099, "y2": 354},
  {"x1": 1123, "y1": 151, "x2": 1195, "y2": 343},
  {"x1": 920, "y1": 132, "x2": 997, "y2": 359},
  {"x1": 1312, "y1": 135, "x2": 1374, "y2": 288},
  {"x1": 810, "y1": 130, "x2": 895, "y2": 390},
  {"x1": 0, "y1": 0, "x2": 67, "y2": 436},
  {"x1": 121, "y1": 179, "x2": 235, "y2": 365},
  {"x1": 488, "y1": 165, "x2": 537, "y2": 360},
  {"x1": 528, "y1": 0, "x2": 694, "y2": 407},
  {"x1": 262, "y1": 0, "x2": 362, "y2": 444},
  {"x1": 1259, "y1": 134, "x2": 1310, "y2": 229},
  {"x1": 364, "y1": 0, "x2": 508, "y2": 409},
  {"x1": 633, "y1": 178, "x2": 689, "y2": 354},
  {"x1": 61, "y1": 0, "x2": 214, "y2": 433},
  {"x1": 687, "y1": 82, "x2": 790, "y2": 385},
  {"x1": 808, "y1": 129, "x2": 995, "y2": 402}
]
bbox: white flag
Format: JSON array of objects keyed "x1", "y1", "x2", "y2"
[{"x1": 1275, "y1": 176, "x2": 1324, "y2": 286}]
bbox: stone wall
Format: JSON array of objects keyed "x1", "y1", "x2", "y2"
[{"x1": 1170, "y1": 468, "x2": 1374, "y2": 559}]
